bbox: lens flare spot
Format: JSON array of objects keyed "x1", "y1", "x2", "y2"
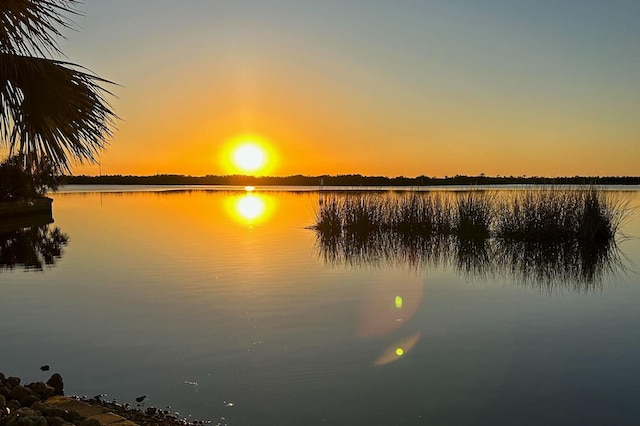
[
  {"x1": 373, "y1": 332, "x2": 421, "y2": 366},
  {"x1": 395, "y1": 296, "x2": 403, "y2": 309},
  {"x1": 358, "y1": 280, "x2": 423, "y2": 338}
]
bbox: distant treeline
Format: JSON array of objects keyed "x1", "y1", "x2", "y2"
[{"x1": 62, "y1": 174, "x2": 640, "y2": 187}]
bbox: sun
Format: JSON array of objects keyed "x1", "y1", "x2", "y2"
[
  {"x1": 221, "y1": 134, "x2": 276, "y2": 176},
  {"x1": 233, "y1": 143, "x2": 266, "y2": 173}
]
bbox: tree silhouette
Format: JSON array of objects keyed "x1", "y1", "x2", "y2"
[{"x1": 0, "y1": 0, "x2": 116, "y2": 172}]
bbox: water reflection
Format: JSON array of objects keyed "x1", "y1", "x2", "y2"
[
  {"x1": 225, "y1": 191, "x2": 273, "y2": 225},
  {"x1": 315, "y1": 231, "x2": 625, "y2": 292},
  {"x1": 236, "y1": 194, "x2": 266, "y2": 220},
  {"x1": 0, "y1": 217, "x2": 69, "y2": 271}
]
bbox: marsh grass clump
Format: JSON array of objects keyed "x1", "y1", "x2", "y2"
[
  {"x1": 494, "y1": 190, "x2": 578, "y2": 241},
  {"x1": 576, "y1": 188, "x2": 627, "y2": 244},
  {"x1": 389, "y1": 193, "x2": 454, "y2": 236},
  {"x1": 313, "y1": 187, "x2": 628, "y2": 246},
  {"x1": 341, "y1": 194, "x2": 387, "y2": 237},
  {"x1": 314, "y1": 196, "x2": 342, "y2": 235},
  {"x1": 493, "y1": 188, "x2": 628, "y2": 244},
  {"x1": 454, "y1": 191, "x2": 494, "y2": 239}
]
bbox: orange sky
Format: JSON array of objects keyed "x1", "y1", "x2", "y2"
[{"x1": 5, "y1": 1, "x2": 640, "y2": 178}]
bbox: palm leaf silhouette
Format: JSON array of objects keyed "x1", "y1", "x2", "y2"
[{"x1": 0, "y1": 0, "x2": 116, "y2": 172}]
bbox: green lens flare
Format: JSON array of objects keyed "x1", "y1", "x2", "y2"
[{"x1": 395, "y1": 296, "x2": 403, "y2": 309}]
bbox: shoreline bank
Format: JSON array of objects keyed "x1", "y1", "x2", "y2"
[{"x1": 0, "y1": 373, "x2": 208, "y2": 426}]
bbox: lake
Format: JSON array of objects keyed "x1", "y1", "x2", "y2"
[{"x1": 1, "y1": 186, "x2": 640, "y2": 425}]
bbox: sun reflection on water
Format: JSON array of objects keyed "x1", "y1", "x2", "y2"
[
  {"x1": 237, "y1": 194, "x2": 265, "y2": 220},
  {"x1": 226, "y1": 191, "x2": 273, "y2": 225}
]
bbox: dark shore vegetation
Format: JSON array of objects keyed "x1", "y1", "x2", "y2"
[
  {"x1": 313, "y1": 188, "x2": 631, "y2": 291},
  {"x1": 0, "y1": 156, "x2": 61, "y2": 203},
  {"x1": 62, "y1": 173, "x2": 640, "y2": 187}
]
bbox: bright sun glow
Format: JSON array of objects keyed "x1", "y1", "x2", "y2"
[
  {"x1": 233, "y1": 143, "x2": 267, "y2": 173},
  {"x1": 221, "y1": 135, "x2": 277, "y2": 176},
  {"x1": 236, "y1": 194, "x2": 266, "y2": 221}
]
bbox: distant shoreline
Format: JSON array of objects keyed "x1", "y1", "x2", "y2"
[{"x1": 63, "y1": 174, "x2": 640, "y2": 187}]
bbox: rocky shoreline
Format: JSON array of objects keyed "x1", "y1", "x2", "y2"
[{"x1": 0, "y1": 373, "x2": 208, "y2": 426}]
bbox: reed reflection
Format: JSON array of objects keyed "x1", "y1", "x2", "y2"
[
  {"x1": 315, "y1": 232, "x2": 624, "y2": 292},
  {"x1": 0, "y1": 217, "x2": 69, "y2": 271}
]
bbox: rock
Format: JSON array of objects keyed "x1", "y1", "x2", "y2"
[
  {"x1": 0, "y1": 385, "x2": 10, "y2": 397},
  {"x1": 0, "y1": 394, "x2": 5, "y2": 408},
  {"x1": 32, "y1": 403, "x2": 67, "y2": 419},
  {"x1": 61, "y1": 409, "x2": 82, "y2": 423},
  {"x1": 26, "y1": 382, "x2": 55, "y2": 400},
  {"x1": 27, "y1": 395, "x2": 42, "y2": 408},
  {"x1": 6, "y1": 377, "x2": 20, "y2": 389},
  {"x1": 145, "y1": 406, "x2": 157, "y2": 416},
  {"x1": 7, "y1": 399, "x2": 21, "y2": 410},
  {"x1": 29, "y1": 401, "x2": 48, "y2": 415},
  {"x1": 13, "y1": 407, "x2": 39, "y2": 417},
  {"x1": 44, "y1": 416, "x2": 66, "y2": 426},
  {"x1": 39, "y1": 366, "x2": 50, "y2": 372},
  {"x1": 78, "y1": 418, "x2": 101, "y2": 426},
  {"x1": 45, "y1": 374, "x2": 63, "y2": 396},
  {"x1": 0, "y1": 372, "x2": 5, "y2": 383},
  {"x1": 10, "y1": 385, "x2": 35, "y2": 405},
  {"x1": 7, "y1": 407, "x2": 45, "y2": 425},
  {"x1": 11, "y1": 415, "x2": 48, "y2": 426},
  {"x1": 135, "y1": 395, "x2": 147, "y2": 403}
]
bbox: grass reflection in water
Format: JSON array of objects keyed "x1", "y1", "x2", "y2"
[{"x1": 314, "y1": 189, "x2": 630, "y2": 292}]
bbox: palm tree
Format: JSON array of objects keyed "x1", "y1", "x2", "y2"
[{"x1": 0, "y1": 0, "x2": 116, "y2": 173}]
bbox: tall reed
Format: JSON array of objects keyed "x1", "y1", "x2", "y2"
[
  {"x1": 313, "y1": 187, "x2": 628, "y2": 244},
  {"x1": 493, "y1": 188, "x2": 628, "y2": 244},
  {"x1": 454, "y1": 191, "x2": 494, "y2": 239}
]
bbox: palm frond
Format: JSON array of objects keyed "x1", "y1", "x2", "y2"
[
  {"x1": 0, "y1": 53, "x2": 117, "y2": 172},
  {"x1": 0, "y1": 0, "x2": 79, "y2": 57}
]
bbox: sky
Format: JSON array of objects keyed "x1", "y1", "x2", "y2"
[{"x1": 28, "y1": 1, "x2": 640, "y2": 177}]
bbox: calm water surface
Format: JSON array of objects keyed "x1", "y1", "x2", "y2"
[{"x1": 1, "y1": 187, "x2": 640, "y2": 425}]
